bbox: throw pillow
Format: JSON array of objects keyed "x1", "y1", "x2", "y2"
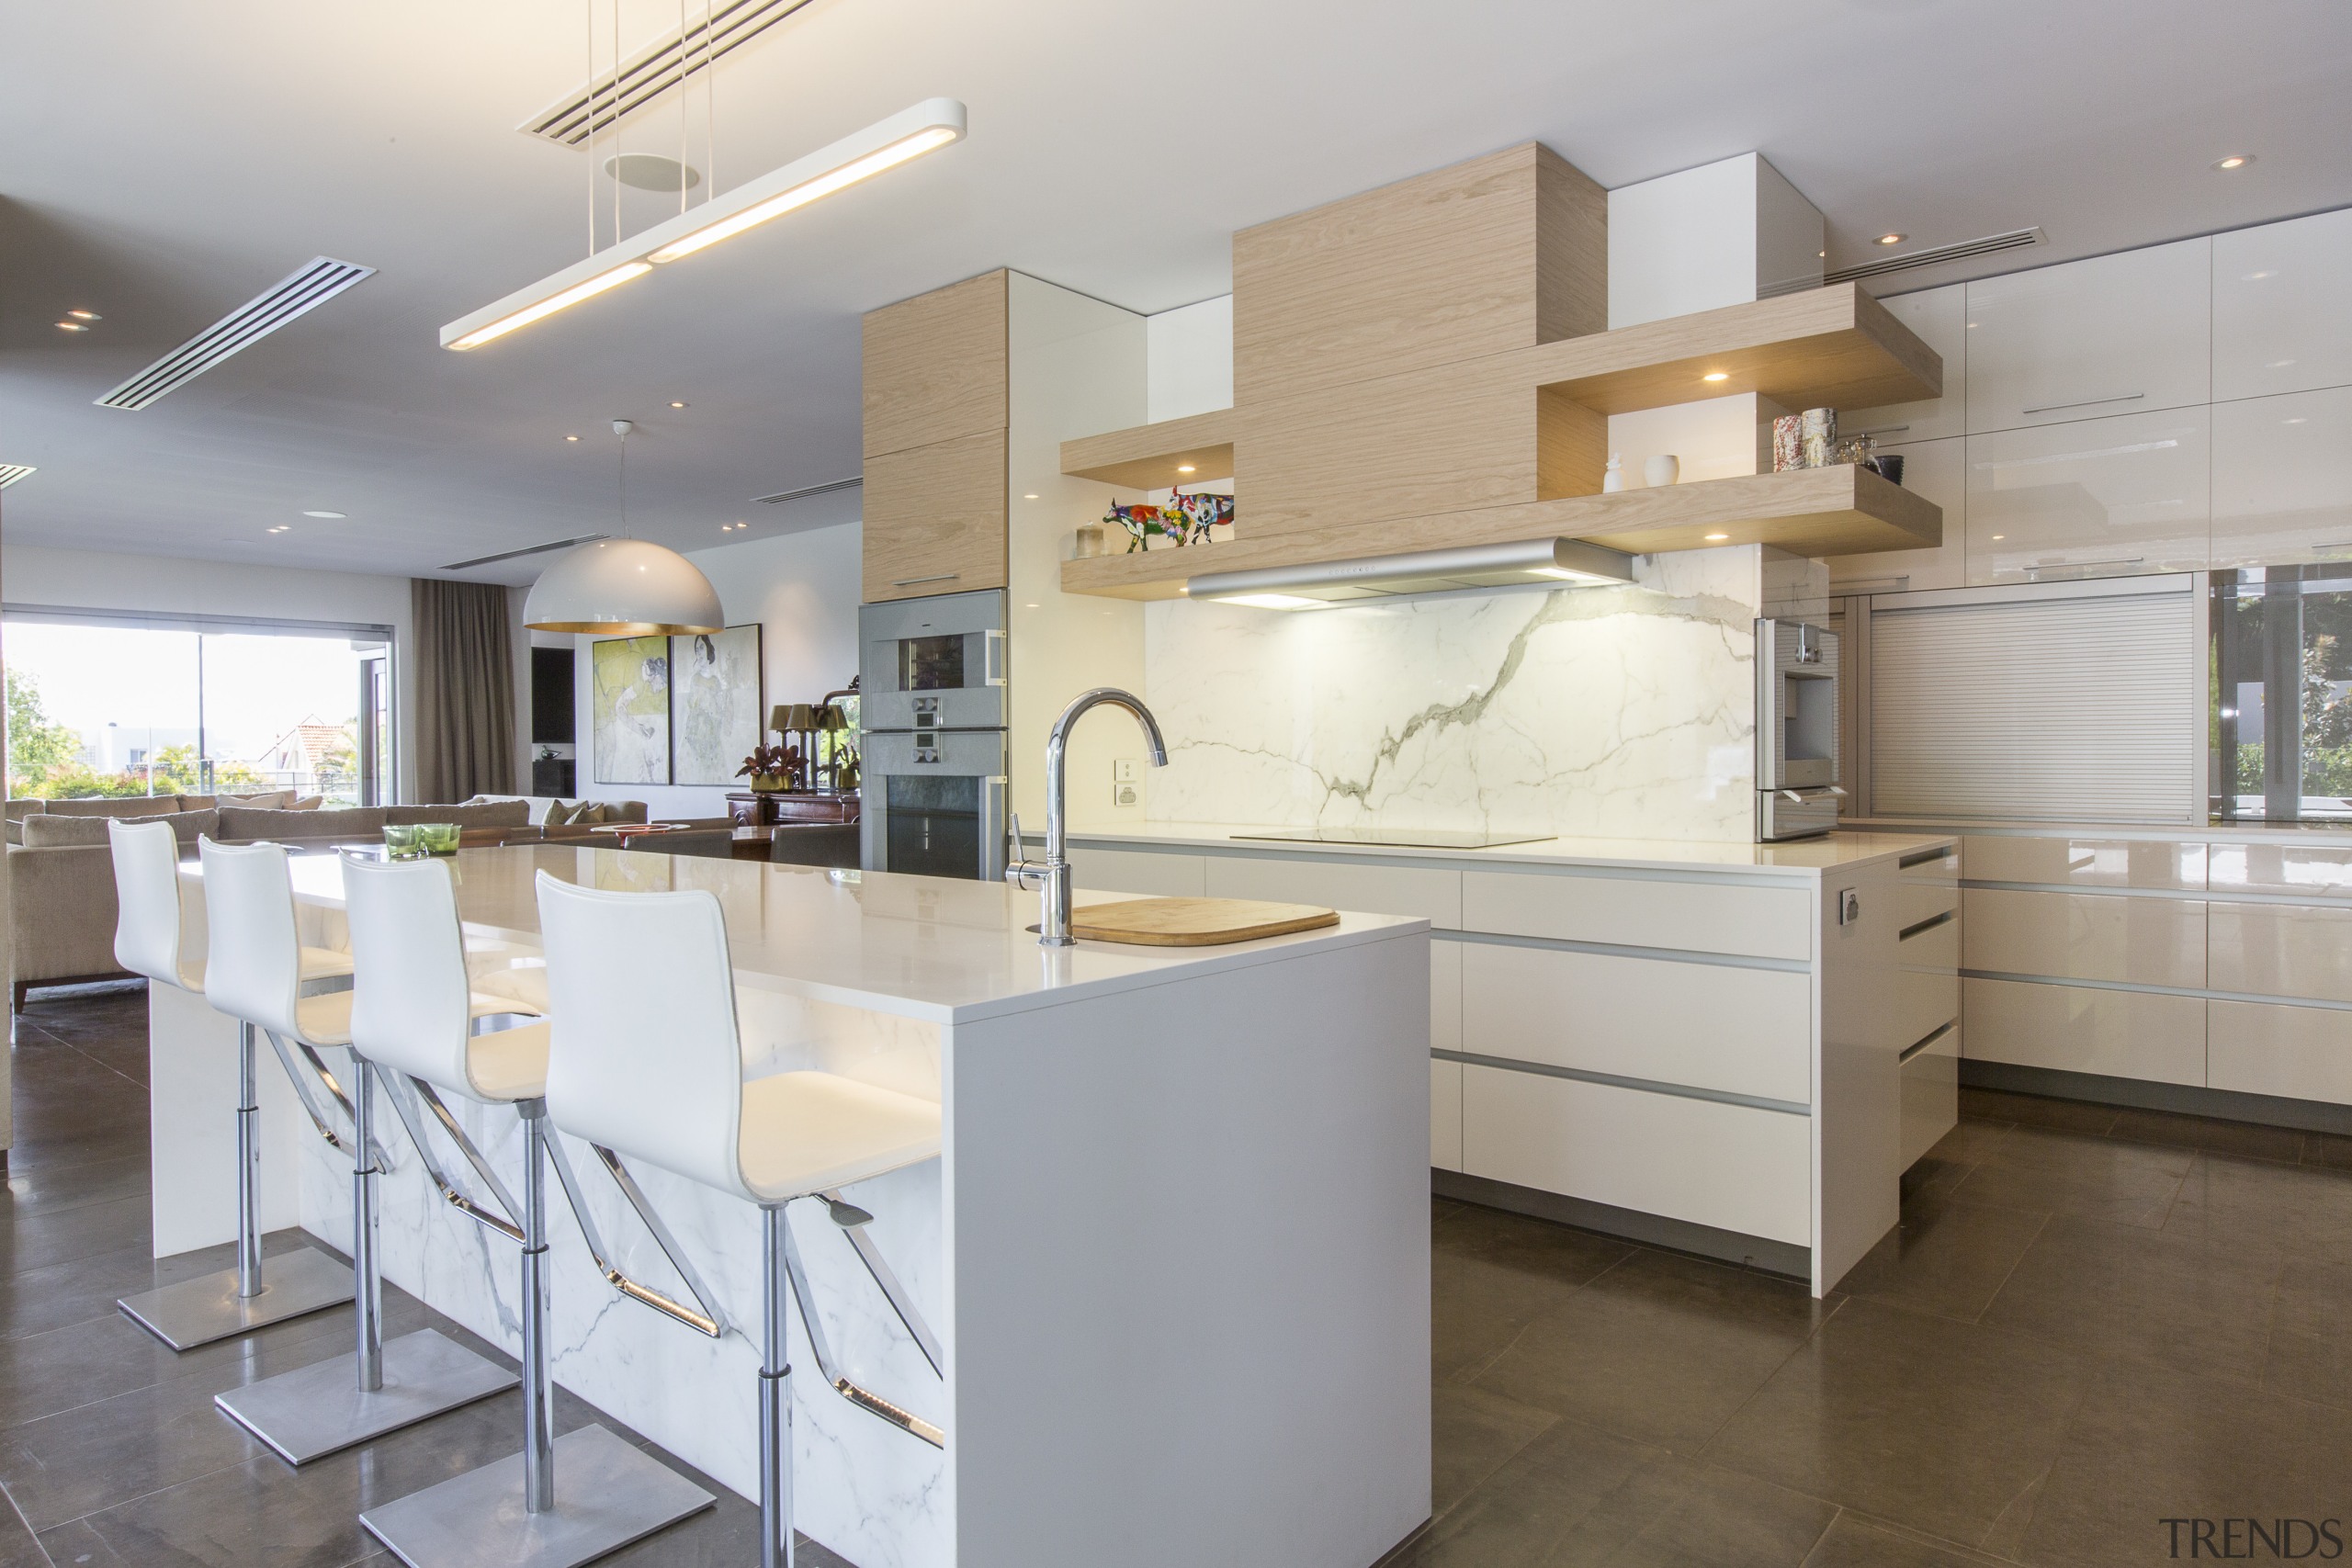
[
  {"x1": 21, "y1": 812, "x2": 115, "y2": 847},
  {"x1": 542, "y1": 800, "x2": 580, "y2": 827},
  {"x1": 288, "y1": 796, "x2": 324, "y2": 811},
  {"x1": 41, "y1": 795, "x2": 180, "y2": 818}
]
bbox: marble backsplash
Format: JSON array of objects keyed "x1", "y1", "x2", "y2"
[{"x1": 1143, "y1": 546, "x2": 1825, "y2": 843}]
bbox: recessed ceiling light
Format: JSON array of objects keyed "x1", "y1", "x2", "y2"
[
  {"x1": 1023, "y1": 492, "x2": 1040, "y2": 500},
  {"x1": 1702, "y1": 372, "x2": 1729, "y2": 383},
  {"x1": 1874, "y1": 233, "x2": 1905, "y2": 246},
  {"x1": 1703, "y1": 533, "x2": 1730, "y2": 542},
  {"x1": 2267, "y1": 358, "x2": 2296, "y2": 367},
  {"x1": 2286, "y1": 417, "x2": 2309, "y2": 425},
  {"x1": 565, "y1": 434, "x2": 580, "y2": 442},
  {"x1": 670, "y1": 400, "x2": 687, "y2": 409},
  {"x1": 55, "y1": 321, "x2": 87, "y2": 332},
  {"x1": 267, "y1": 525, "x2": 289, "y2": 534},
  {"x1": 2245, "y1": 270, "x2": 2278, "y2": 281},
  {"x1": 1817, "y1": 250, "x2": 1826, "y2": 258},
  {"x1": 302, "y1": 510, "x2": 347, "y2": 519},
  {"x1": 67, "y1": 310, "x2": 99, "y2": 321},
  {"x1": 2214, "y1": 154, "x2": 2253, "y2": 170},
  {"x1": 1176, "y1": 465, "x2": 1196, "y2": 474},
  {"x1": 1991, "y1": 534, "x2": 2006, "y2": 541}
]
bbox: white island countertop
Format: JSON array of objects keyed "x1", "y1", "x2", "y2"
[
  {"x1": 268, "y1": 843, "x2": 1422, "y2": 1026},
  {"x1": 1064, "y1": 821, "x2": 1956, "y2": 877}
]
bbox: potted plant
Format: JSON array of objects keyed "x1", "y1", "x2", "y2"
[{"x1": 736, "y1": 742, "x2": 806, "y2": 793}]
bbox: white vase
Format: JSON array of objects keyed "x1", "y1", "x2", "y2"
[
  {"x1": 1601, "y1": 453, "x2": 1625, "y2": 493},
  {"x1": 1644, "y1": 454, "x2": 1680, "y2": 488}
]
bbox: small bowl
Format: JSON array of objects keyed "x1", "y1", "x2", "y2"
[
  {"x1": 381, "y1": 824, "x2": 424, "y2": 859},
  {"x1": 415, "y1": 822, "x2": 460, "y2": 855}
]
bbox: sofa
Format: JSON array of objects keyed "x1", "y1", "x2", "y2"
[{"x1": 4, "y1": 795, "x2": 549, "y2": 1010}]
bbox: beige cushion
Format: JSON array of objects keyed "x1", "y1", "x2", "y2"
[
  {"x1": 383, "y1": 800, "x2": 530, "y2": 829},
  {"x1": 464, "y1": 1021, "x2": 551, "y2": 1102},
  {"x1": 24, "y1": 807, "x2": 218, "y2": 848},
  {"x1": 603, "y1": 800, "x2": 649, "y2": 825},
  {"x1": 5, "y1": 800, "x2": 47, "y2": 821},
  {"x1": 215, "y1": 789, "x2": 298, "y2": 808},
  {"x1": 288, "y1": 795, "x2": 325, "y2": 811},
  {"x1": 541, "y1": 800, "x2": 581, "y2": 827},
  {"x1": 42, "y1": 795, "x2": 181, "y2": 818},
  {"x1": 217, "y1": 805, "x2": 390, "y2": 840}
]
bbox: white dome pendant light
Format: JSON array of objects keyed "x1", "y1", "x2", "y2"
[{"x1": 525, "y1": 420, "x2": 723, "y2": 635}]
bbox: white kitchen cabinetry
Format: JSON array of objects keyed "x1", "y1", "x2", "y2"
[
  {"x1": 1963, "y1": 886, "x2": 2206, "y2": 988},
  {"x1": 2213, "y1": 208, "x2": 2352, "y2": 403},
  {"x1": 2208, "y1": 999, "x2": 2352, "y2": 1105},
  {"x1": 1964, "y1": 238, "x2": 2211, "y2": 434},
  {"x1": 1964, "y1": 406, "x2": 2211, "y2": 584},
  {"x1": 1430, "y1": 1059, "x2": 1463, "y2": 1171},
  {"x1": 1964, "y1": 976, "x2": 2207, "y2": 1085},
  {"x1": 1848, "y1": 282, "x2": 1967, "y2": 445},
  {"x1": 1828, "y1": 434, "x2": 1965, "y2": 593},
  {"x1": 2211, "y1": 386, "x2": 2352, "y2": 570}
]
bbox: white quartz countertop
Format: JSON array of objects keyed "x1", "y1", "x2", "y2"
[
  {"x1": 1844, "y1": 816, "x2": 2352, "y2": 849},
  {"x1": 245, "y1": 845, "x2": 1424, "y2": 1027},
  {"x1": 1065, "y1": 822, "x2": 1956, "y2": 877}
]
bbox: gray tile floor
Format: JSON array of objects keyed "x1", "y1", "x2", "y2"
[{"x1": 12, "y1": 987, "x2": 2352, "y2": 1566}]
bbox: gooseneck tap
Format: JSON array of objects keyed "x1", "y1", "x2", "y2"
[{"x1": 1008, "y1": 688, "x2": 1168, "y2": 946}]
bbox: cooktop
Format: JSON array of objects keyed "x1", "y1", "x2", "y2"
[{"x1": 1230, "y1": 828, "x2": 1557, "y2": 850}]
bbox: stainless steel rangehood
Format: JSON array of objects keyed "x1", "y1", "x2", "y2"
[{"x1": 1186, "y1": 537, "x2": 1634, "y2": 609}]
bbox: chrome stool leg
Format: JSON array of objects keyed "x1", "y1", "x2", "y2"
[
  {"x1": 118, "y1": 1021, "x2": 355, "y2": 1351},
  {"x1": 214, "y1": 1059, "x2": 518, "y2": 1464},
  {"x1": 359, "y1": 1100, "x2": 714, "y2": 1568},
  {"x1": 760, "y1": 1206, "x2": 795, "y2": 1568}
]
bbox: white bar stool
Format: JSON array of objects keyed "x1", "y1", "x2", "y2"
[
  {"x1": 355, "y1": 857, "x2": 715, "y2": 1568},
  {"x1": 211, "y1": 849, "x2": 527, "y2": 1464},
  {"x1": 537, "y1": 871, "x2": 944, "y2": 1568},
  {"x1": 108, "y1": 819, "x2": 356, "y2": 1349}
]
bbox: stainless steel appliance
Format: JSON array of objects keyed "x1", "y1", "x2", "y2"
[
  {"x1": 859, "y1": 590, "x2": 1010, "y2": 880},
  {"x1": 1755, "y1": 617, "x2": 1841, "y2": 841}
]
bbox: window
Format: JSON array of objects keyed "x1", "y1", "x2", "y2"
[
  {"x1": 4, "y1": 610, "x2": 393, "y2": 804},
  {"x1": 2212, "y1": 567, "x2": 2352, "y2": 822}
]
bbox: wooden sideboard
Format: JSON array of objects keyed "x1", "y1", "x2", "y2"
[{"x1": 726, "y1": 791, "x2": 861, "y2": 828}]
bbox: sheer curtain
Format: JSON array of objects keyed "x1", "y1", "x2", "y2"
[{"x1": 411, "y1": 579, "x2": 515, "y2": 804}]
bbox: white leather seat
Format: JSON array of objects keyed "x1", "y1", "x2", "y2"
[
  {"x1": 201, "y1": 839, "x2": 366, "y2": 1053},
  {"x1": 108, "y1": 818, "x2": 350, "y2": 994}
]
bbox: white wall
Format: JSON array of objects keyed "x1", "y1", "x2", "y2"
[
  {"x1": 1607, "y1": 152, "x2": 1826, "y2": 328},
  {"x1": 565, "y1": 522, "x2": 863, "y2": 819},
  {"x1": 0, "y1": 541, "x2": 420, "y2": 801},
  {"x1": 1147, "y1": 295, "x2": 1235, "y2": 423}
]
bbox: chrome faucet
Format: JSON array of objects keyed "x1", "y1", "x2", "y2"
[{"x1": 1007, "y1": 688, "x2": 1168, "y2": 946}]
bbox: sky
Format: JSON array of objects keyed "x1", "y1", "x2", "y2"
[{"x1": 5, "y1": 621, "x2": 377, "y2": 762}]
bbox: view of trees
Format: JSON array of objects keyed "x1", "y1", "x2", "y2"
[{"x1": 5, "y1": 670, "x2": 327, "y2": 799}]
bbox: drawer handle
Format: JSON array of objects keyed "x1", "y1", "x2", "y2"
[
  {"x1": 2023, "y1": 557, "x2": 2144, "y2": 580},
  {"x1": 891, "y1": 573, "x2": 962, "y2": 588},
  {"x1": 2021, "y1": 392, "x2": 2146, "y2": 415},
  {"x1": 1838, "y1": 575, "x2": 1910, "y2": 593},
  {"x1": 1900, "y1": 1020, "x2": 1956, "y2": 1063},
  {"x1": 1898, "y1": 846, "x2": 1955, "y2": 870},
  {"x1": 1899, "y1": 908, "x2": 1956, "y2": 942}
]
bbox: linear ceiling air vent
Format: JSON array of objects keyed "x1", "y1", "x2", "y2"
[
  {"x1": 1826, "y1": 227, "x2": 2044, "y2": 287},
  {"x1": 95, "y1": 257, "x2": 376, "y2": 411},
  {"x1": 520, "y1": 0, "x2": 815, "y2": 147},
  {"x1": 755, "y1": 476, "x2": 861, "y2": 505},
  {"x1": 441, "y1": 533, "x2": 610, "y2": 571},
  {"x1": 0, "y1": 465, "x2": 34, "y2": 490}
]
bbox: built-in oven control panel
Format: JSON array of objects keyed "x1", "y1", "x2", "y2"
[{"x1": 859, "y1": 589, "x2": 1008, "y2": 733}]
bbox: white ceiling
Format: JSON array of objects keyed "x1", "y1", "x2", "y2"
[{"x1": 3, "y1": 0, "x2": 2347, "y2": 585}]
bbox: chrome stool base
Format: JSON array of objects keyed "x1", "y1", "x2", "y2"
[
  {"x1": 117, "y1": 1247, "x2": 353, "y2": 1351},
  {"x1": 214, "y1": 1326, "x2": 517, "y2": 1465},
  {"x1": 359, "y1": 1424, "x2": 713, "y2": 1568}
]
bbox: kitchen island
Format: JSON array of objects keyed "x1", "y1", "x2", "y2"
[
  {"x1": 1069, "y1": 824, "x2": 1962, "y2": 1295},
  {"x1": 144, "y1": 845, "x2": 1432, "y2": 1568}
]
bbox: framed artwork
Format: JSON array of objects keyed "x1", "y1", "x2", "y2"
[
  {"x1": 669, "y1": 624, "x2": 764, "y2": 786},
  {"x1": 590, "y1": 635, "x2": 672, "y2": 785}
]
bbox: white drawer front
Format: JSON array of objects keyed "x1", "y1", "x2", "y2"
[
  {"x1": 1204, "y1": 855, "x2": 1462, "y2": 928},
  {"x1": 1900, "y1": 909, "x2": 1960, "y2": 967},
  {"x1": 2208, "y1": 999, "x2": 2352, "y2": 1106},
  {"x1": 1897, "y1": 967, "x2": 1960, "y2": 1053},
  {"x1": 1962, "y1": 835, "x2": 2204, "y2": 891},
  {"x1": 1462, "y1": 870, "x2": 1810, "y2": 961},
  {"x1": 2208, "y1": 842, "x2": 2352, "y2": 899},
  {"x1": 1462, "y1": 942, "x2": 1811, "y2": 1105},
  {"x1": 2211, "y1": 901, "x2": 2352, "y2": 1006},
  {"x1": 1900, "y1": 1031, "x2": 1961, "y2": 1169},
  {"x1": 1963, "y1": 886, "x2": 2206, "y2": 988},
  {"x1": 1068, "y1": 847, "x2": 1207, "y2": 898},
  {"x1": 1461, "y1": 1064, "x2": 1811, "y2": 1246},
  {"x1": 1430, "y1": 939, "x2": 1462, "y2": 1055},
  {"x1": 1962, "y1": 976, "x2": 2205, "y2": 1086},
  {"x1": 1430, "y1": 1058, "x2": 1464, "y2": 1170},
  {"x1": 1897, "y1": 880, "x2": 1960, "y2": 929}
]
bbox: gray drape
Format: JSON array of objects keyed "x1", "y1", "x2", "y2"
[{"x1": 411, "y1": 578, "x2": 516, "y2": 804}]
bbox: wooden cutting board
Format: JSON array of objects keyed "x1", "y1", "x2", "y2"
[{"x1": 1065, "y1": 897, "x2": 1340, "y2": 946}]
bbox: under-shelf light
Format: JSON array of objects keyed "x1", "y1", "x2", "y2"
[{"x1": 442, "y1": 98, "x2": 967, "y2": 351}]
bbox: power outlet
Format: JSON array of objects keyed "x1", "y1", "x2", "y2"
[
  {"x1": 1838, "y1": 888, "x2": 1860, "y2": 927},
  {"x1": 1113, "y1": 759, "x2": 1140, "y2": 784},
  {"x1": 1113, "y1": 780, "x2": 1140, "y2": 808}
]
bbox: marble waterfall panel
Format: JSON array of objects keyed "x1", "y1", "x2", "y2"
[
  {"x1": 1143, "y1": 546, "x2": 1767, "y2": 841},
  {"x1": 296, "y1": 989, "x2": 950, "y2": 1568}
]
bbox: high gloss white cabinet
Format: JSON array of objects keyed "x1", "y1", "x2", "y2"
[
  {"x1": 1828, "y1": 434, "x2": 1965, "y2": 592},
  {"x1": 1965, "y1": 238, "x2": 2211, "y2": 434},
  {"x1": 1964, "y1": 405, "x2": 2211, "y2": 583},
  {"x1": 2213, "y1": 209, "x2": 2352, "y2": 403},
  {"x1": 2211, "y1": 386, "x2": 2352, "y2": 570},
  {"x1": 1847, "y1": 282, "x2": 1967, "y2": 446}
]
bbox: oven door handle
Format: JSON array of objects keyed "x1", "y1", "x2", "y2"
[
  {"x1": 981, "y1": 774, "x2": 1010, "y2": 881},
  {"x1": 983, "y1": 628, "x2": 1007, "y2": 688}
]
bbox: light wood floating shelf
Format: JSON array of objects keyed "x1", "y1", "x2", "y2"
[
  {"x1": 1059, "y1": 408, "x2": 1238, "y2": 490},
  {"x1": 1059, "y1": 465, "x2": 1939, "y2": 601},
  {"x1": 1509, "y1": 285, "x2": 1941, "y2": 415}
]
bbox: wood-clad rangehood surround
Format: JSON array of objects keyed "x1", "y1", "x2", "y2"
[{"x1": 1050, "y1": 141, "x2": 1945, "y2": 600}]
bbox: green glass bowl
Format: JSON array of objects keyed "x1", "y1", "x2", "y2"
[
  {"x1": 382, "y1": 824, "x2": 424, "y2": 859},
  {"x1": 415, "y1": 822, "x2": 460, "y2": 855}
]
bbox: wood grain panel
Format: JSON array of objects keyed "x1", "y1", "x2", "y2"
[
  {"x1": 1233, "y1": 142, "x2": 1571, "y2": 405},
  {"x1": 1506, "y1": 284, "x2": 1942, "y2": 415},
  {"x1": 1059, "y1": 408, "x2": 1237, "y2": 490},
  {"x1": 1057, "y1": 465, "x2": 1943, "y2": 599},
  {"x1": 1533, "y1": 146, "x2": 1608, "y2": 344},
  {"x1": 861, "y1": 429, "x2": 1007, "y2": 603},
  {"x1": 862, "y1": 270, "x2": 1008, "y2": 458}
]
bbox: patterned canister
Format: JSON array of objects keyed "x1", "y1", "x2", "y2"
[
  {"x1": 1800, "y1": 407, "x2": 1838, "y2": 468},
  {"x1": 1771, "y1": 414, "x2": 1804, "y2": 472}
]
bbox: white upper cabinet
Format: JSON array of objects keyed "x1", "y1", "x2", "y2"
[
  {"x1": 2211, "y1": 386, "x2": 2352, "y2": 569},
  {"x1": 1965, "y1": 405, "x2": 2211, "y2": 584},
  {"x1": 1829, "y1": 435, "x2": 1965, "y2": 592},
  {"x1": 2213, "y1": 209, "x2": 2352, "y2": 402},
  {"x1": 1965, "y1": 238, "x2": 2211, "y2": 434},
  {"x1": 1845, "y1": 283, "x2": 1966, "y2": 446}
]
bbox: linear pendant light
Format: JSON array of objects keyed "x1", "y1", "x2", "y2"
[{"x1": 441, "y1": 97, "x2": 967, "y2": 350}]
